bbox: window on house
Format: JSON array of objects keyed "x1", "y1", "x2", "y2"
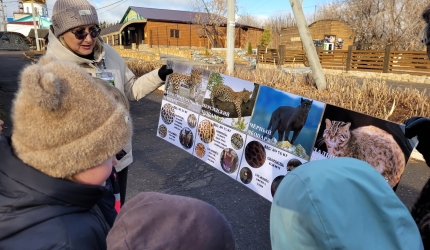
[{"x1": 170, "y1": 29, "x2": 179, "y2": 38}]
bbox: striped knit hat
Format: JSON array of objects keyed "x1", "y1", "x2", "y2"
[{"x1": 52, "y1": 0, "x2": 99, "y2": 37}]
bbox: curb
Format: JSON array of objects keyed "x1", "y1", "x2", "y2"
[
  {"x1": 411, "y1": 149, "x2": 425, "y2": 162},
  {"x1": 22, "y1": 52, "x2": 37, "y2": 64}
]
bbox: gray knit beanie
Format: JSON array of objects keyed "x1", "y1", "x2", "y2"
[{"x1": 52, "y1": 0, "x2": 99, "y2": 37}]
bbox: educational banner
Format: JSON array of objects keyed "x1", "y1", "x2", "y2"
[
  {"x1": 247, "y1": 85, "x2": 325, "y2": 161},
  {"x1": 237, "y1": 136, "x2": 307, "y2": 202},
  {"x1": 192, "y1": 116, "x2": 246, "y2": 180},
  {"x1": 200, "y1": 73, "x2": 259, "y2": 133},
  {"x1": 311, "y1": 104, "x2": 418, "y2": 188},
  {"x1": 157, "y1": 100, "x2": 199, "y2": 155},
  {"x1": 158, "y1": 61, "x2": 418, "y2": 202}
]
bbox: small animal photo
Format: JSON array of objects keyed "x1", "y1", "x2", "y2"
[
  {"x1": 245, "y1": 140, "x2": 266, "y2": 168},
  {"x1": 187, "y1": 114, "x2": 198, "y2": 128},
  {"x1": 312, "y1": 104, "x2": 417, "y2": 188},
  {"x1": 220, "y1": 148, "x2": 239, "y2": 173},
  {"x1": 239, "y1": 167, "x2": 253, "y2": 184},
  {"x1": 179, "y1": 127, "x2": 194, "y2": 149},
  {"x1": 158, "y1": 124, "x2": 168, "y2": 138},
  {"x1": 248, "y1": 86, "x2": 325, "y2": 160},
  {"x1": 195, "y1": 143, "x2": 206, "y2": 158},
  {"x1": 160, "y1": 103, "x2": 175, "y2": 125},
  {"x1": 271, "y1": 175, "x2": 285, "y2": 197},
  {"x1": 231, "y1": 133, "x2": 244, "y2": 150},
  {"x1": 286, "y1": 158, "x2": 303, "y2": 172},
  {"x1": 201, "y1": 73, "x2": 258, "y2": 131},
  {"x1": 198, "y1": 119, "x2": 215, "y2": 144}
]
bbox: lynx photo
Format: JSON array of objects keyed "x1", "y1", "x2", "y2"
[{"x1": 312, "y1": 104, "x2": 417, "y2": 188}]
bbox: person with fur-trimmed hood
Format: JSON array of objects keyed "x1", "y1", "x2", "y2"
[
  {"x1": 46, "y1": 0, "x2": 173, "y2": 205},
  {"x1": 0, "y1": 55, "x2": 132, "y2": 249}
]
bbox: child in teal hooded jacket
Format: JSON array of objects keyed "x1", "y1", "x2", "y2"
[{"x1": 270, "y1": 157, "x2": 423, "y2": 250}]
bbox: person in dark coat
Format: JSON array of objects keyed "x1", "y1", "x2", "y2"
[
  {"x1": 0, "y1": 54, "x2": 132, "y2": 249},
  {"x1": 405, "y1": 116, "x2": 430, "y2": 249},
  {"x1": 403, "y1": 6, "x2": 430, "y2": 247}
]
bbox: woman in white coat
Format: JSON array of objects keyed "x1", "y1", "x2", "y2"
[{"x1": 47, "y1": 0, "x2": 173, "y2": 205}]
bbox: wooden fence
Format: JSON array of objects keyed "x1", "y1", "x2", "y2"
[{"x1": 257, "y1": 45, "x2": 430, "y2": 76}]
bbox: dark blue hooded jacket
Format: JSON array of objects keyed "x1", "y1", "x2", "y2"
[{"x1": 0, "y1": 137, "x2": 110, "y2": 249}]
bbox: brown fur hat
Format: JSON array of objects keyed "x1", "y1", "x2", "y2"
[
  {"x1": 11, "y1": 55, "x2": 132, "y2": 178},
  {"x1": 96, "y1": 79, "x2": 130, "y2": 111}
]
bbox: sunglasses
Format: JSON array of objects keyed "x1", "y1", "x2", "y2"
[{"x1": 69, "y1": 27, "x2": 101, "y2": 40}]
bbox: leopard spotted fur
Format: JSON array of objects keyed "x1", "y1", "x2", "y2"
[
  {"x1": 161, "y1": 103, "x2": 175, "y2": 124},
  {"x1": 210, "y1": 85, "x2": 252, "y2": 119},
  {"x1": 198, "y1": 119, "x2": 215, "y2": 143},
  {"x1": 166, "y1": 69, "x2": 202, "y2": 100}
]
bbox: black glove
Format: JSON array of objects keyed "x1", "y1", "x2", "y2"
[
  {"x1": 158, "y1": 65, "x2": 173, "y2": 81},
  {"x1": 404, "y1": 116, "x2": 430, "y2": 163}
]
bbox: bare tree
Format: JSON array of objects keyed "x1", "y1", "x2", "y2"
[
  {"x1": 314, "y1": 0, "x2": 428, "y2": 50},
  {"x1": 191, "y1": 0, "x2": 236, "y2": 48},
  {"x1": 262, "y1": 13, "x2": 296, "y2": 48},
  {"x1": 236, "y1": 13, "x2": 262, "y2": 28}
]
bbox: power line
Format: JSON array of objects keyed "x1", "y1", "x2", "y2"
[
  {"x1": 98, "y1": 0, "x2": 129, "y2": 15},
  {"x1": 244, "y1": 0, "x2": 268, "y2": 14},
  {"x1": 245, "y1": 5, "x2": 316, "y2": 15},
  {"x1": 96, "y1": 0, "x2": 126, "y2": 10}
]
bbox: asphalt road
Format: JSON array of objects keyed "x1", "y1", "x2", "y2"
[{"x1": 1, "y1": 50, "x2": 430, "y2": 249}]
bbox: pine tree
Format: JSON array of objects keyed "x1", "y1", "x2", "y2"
[{"x1": 260, "y1": 28, "x2": 272, "y2": 52}]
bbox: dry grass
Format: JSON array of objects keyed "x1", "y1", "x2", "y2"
[
  {"x1": 116, "y1": 50, "x2": 160, "y2": 61},
  {"x1": 126, "y1": 61, "x2": 163, "y2": 77},
  {"x1": 114, "y1": 46, "x2": 206, "y2": 60},
  {"x1": 127, "y1": 61, "x2": 430, "y2": 124}
]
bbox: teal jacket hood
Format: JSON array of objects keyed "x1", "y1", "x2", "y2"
[{"x1": 270, "y1": 157, "x2": 423, "y2": 250}]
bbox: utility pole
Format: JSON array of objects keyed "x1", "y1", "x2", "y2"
[
  {"x1": 0, "y1": 0, "x2": 6, "y2": 32},
  {"x1": 31, "y1": 0, "x2": 40, "y2": 51},
  {"x1": 226, "y1": 0, "x2": 235, "y2": 74},
  {"x1": 289, "y1": 0, "x2": 326, "y2": 90},
  {"x1": 314, "y1": 5, "x2": 316, "y2": 22}
]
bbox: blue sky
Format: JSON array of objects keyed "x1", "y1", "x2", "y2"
[{"x1": 5, "y1": 0, "x2": 329, "y2": 23}]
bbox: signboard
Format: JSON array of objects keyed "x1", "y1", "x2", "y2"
[{"x1": 157, "y1": 61, "x2": 418, "y2": 201}]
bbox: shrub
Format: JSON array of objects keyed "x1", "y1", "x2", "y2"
[{"x1": 247, "y1": 42, "x2": 252, "y2": 55}]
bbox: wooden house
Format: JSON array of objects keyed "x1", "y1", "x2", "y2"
[
  {"x1": 280, "y1": 20, "x2": 355, "y2": 50},
  {"x1": 100, "y1": 6, "x2": 263, "y2": 49}
]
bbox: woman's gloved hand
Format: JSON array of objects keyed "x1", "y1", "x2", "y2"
[
  {"x1": 404, "y1": 116, "x2": 430, "y2": 163},
  {"x1": 158, "y1": 65, "x2": 173, "y2": 81}
]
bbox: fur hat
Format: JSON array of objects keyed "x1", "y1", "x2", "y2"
[
  {"x1": 52, "y1": 0, "x2": 99, "y2": 37},
  {"x1": 97, "y1": 79, "x2": 130, "y2": 111},
  {"x1": 11, "y1": 55, "x2": 132, "y2": 178},
  {"x1": 107, "y1": 192, "x2": 236, "y2": 250}
]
